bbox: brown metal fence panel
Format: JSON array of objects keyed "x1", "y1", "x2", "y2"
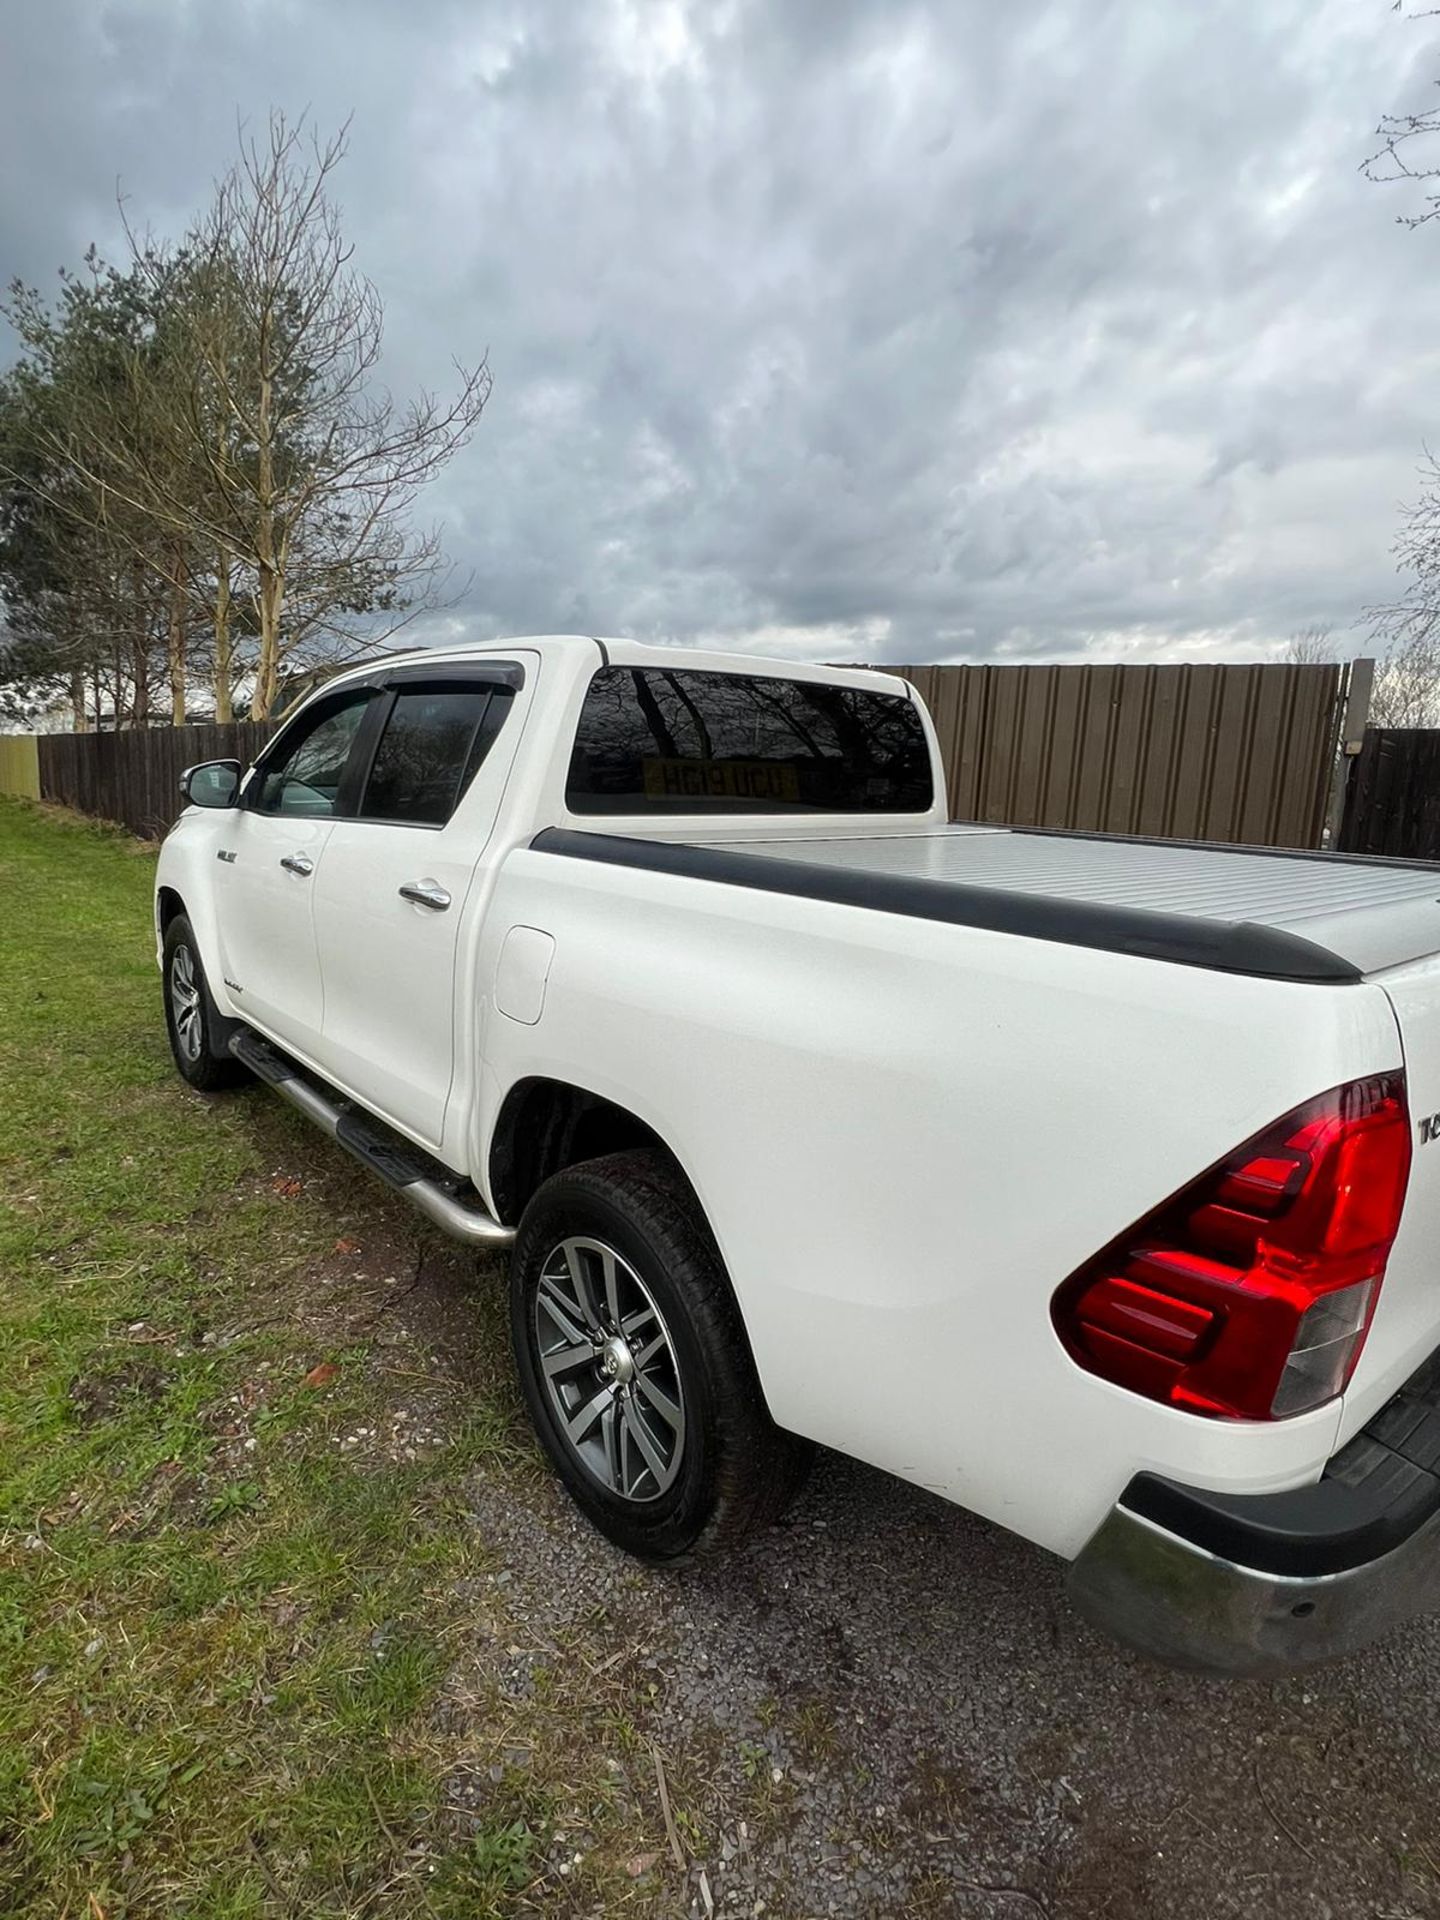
[
  {"x1": 888, "y1": 661, "x2": 1343, "y2": 848},
  {"x1": 37, "y1": 721, "x2": 279, "y2": 839},
  {"x1": 1338, "y1": 729, "x2": 1440, "y2": 860}
]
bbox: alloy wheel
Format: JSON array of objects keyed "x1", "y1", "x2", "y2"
[
  {"x1": 169, "y1": 944, "x2": 203, "y2": 1062},
  {"x1": 532, "y1": 1236, "x2": 686, "y2": 1502}
]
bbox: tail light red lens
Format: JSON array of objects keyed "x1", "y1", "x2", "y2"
[{"x1": 1052, "y1": 1074, "x2": 1412, "y2": 1420}]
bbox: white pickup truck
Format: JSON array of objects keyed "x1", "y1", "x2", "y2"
[{"x1": 156, "y1": 636, "x2": 1440, "y2": 1675}]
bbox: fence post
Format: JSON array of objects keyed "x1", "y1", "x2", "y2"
[{"x1": 1324, "y1": 658, "x2": 1374, "y2": 849}]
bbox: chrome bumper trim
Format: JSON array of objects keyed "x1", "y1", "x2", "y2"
[{"x1": 1067, "y1": 1498, "x2": 1440, "y2": 1677}]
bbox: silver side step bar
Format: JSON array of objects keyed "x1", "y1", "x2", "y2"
[{"x1": 228, "y1": 1028, "x2": 516, "y2": 1251}]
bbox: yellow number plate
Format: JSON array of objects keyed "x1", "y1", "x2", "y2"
[{"x1": 642, "y1": 758, "x2": 801, "y2": 804}]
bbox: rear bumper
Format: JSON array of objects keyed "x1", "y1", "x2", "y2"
[{"x1": 1068, "y1": 1349, "x2": 1440, "y2": 1676}]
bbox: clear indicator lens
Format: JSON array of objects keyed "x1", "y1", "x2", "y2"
[{"x1": 1270, "y1": 1279, "x2": 1377, "y2": 1417}]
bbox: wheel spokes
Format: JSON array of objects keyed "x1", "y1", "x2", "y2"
[
  {"x1": 600, "y1": 1399, "x2": 624, "y2": 1493},
  {"x1": 541, "y1": 1336, "x2": 596, "y2": 1379},
  {"x1": 632, "y1": 1333, "x2": 667, "y2": 1370},
  {"x1": 564, "y1": 1384, "x2": 612, "y2": 1447},
  {"x1": 601, "y1": 1247, "x2": 623, "y2": 1327},
  {"x1": 537, "y1": 1273, "x2": 591, "y2": 1350},
  {"x1": 621, "y1": 1399, "x2": 669, "y2": 1487},
  {"x1": 534, "y1": 1236, "x2": 686, "y2": 1505},
  {"x1": 170, "y1": 952, "x2": 203, "y2": 1060},
  {"x1": 564, "y1": 1242, "x2": 607, "y2": 1332},
  {"x1": 634, "y1": 1369, "x2": 681, "y2": 1433}
]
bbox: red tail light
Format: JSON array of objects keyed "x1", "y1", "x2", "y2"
[{"x1": 1052, "y1": 1075, "x2": 1412, "y2": 1420}]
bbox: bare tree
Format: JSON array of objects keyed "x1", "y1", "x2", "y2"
[
  {"x1": 1360, "y1": 19, "x2": 1440, "y2": 728},
  {"x1": 1283, "y1": 616, "x2": 1440, "y2": 730},
  {"x1": 2, "y1": 112, "x2": 491, "y2": 727},
  {"x1": 1368, "y1": 628, "x2": 1440, "y2": 727},
  {"x1": 1363, "y1": 6, "x2": 1440, "y2": 227},
  {"x1": 1364, "y1": 448, "x2": 1440, "y2": 725},
  {"x1": 151, "y1": 113, "x2": 491, "y2": 717},
  {"x1": 1284, "y1": 624, "x2": 1337, "y2": 664}
]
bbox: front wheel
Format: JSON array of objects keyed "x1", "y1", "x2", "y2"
[
  {"x1": 509, "y1": 1150, "x2": 811, "y2": 1561},
  {"x1": 162, "y1": 913, "x2": 246, "y2": 1092}
]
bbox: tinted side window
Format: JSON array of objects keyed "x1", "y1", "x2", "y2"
[
  {"x1": 360, "y1": 686, "x2": 514, "y2": 826},
  {"x1": 252, "y1": 692, "x2": 373, "y2": 817},
  {"x1": 566, "y1": 668, "x2": 933, "y2": 814}
]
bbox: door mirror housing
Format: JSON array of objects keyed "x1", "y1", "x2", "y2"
[{"x1": 180, "y1": 759, "x2": 242, "y2": 809}]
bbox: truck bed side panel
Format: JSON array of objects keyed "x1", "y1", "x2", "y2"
[{"x1": 477, "y1": 848, "x2": 1405, "y2": 1560}]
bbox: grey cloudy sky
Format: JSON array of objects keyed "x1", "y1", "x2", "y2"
[{"x1": 3, "y1": 0, "x2": 1439, "y2": 665}]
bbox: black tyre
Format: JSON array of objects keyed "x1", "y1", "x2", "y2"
[
  {"x1": 162, "y1": 913, "x2": 247, "y2": 1092},
  {"x1": 510, "y1": 1149, "x2": 811, "y2": 1561}
]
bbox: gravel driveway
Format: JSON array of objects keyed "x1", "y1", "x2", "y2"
[
  {"x1": 283, "y1": 1181, "x2": 1440, "y2": 1920},
  {"x1": 448, "y1": 1269, "x2": 1440, "y2": 1920}
]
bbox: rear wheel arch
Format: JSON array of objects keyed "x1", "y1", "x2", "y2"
[
  {"x1": 489, "y1": 1076, "x2": 678, "y2": 1222},
  {"x1": 488, "y1": 1076, "x2": 784, "y2": 1413}
]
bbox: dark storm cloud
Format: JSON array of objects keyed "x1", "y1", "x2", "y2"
[{"x1": 4, "y1": 0, "x2": 1439, "y2": 662}]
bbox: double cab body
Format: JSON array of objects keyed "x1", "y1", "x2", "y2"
[{"x1": 157, "y1": 637, "x2": 1440, "y2": 1673}]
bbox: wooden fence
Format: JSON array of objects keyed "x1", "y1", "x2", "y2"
[
  {"x1": 890, "y1": 661, "x2": 1347, "y2": 848},
  {"x1": 23, "y1": 659, "x2": 1355, "y2": 850},
  {"x1": 37, "y1": 721, "x2": 279, "y2": 839},
  {"x1": 1338, "y1": 729, "x2": 1440, "y2": 861}
]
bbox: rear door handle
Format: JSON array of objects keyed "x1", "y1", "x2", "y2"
[
  {"x1": 280, "y1": 853, "x2": 314, "y2": 877},
  {"x1": 399, "y1": 878, "x2": 451, "y2": 911}
]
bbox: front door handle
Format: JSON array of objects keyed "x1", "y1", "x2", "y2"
[
  {"x1": 399, "y1": 878, "x2": 451, "y2": 912},
  {"x1": 280, "y1": 853, "x2": 314, "y2": 877}
]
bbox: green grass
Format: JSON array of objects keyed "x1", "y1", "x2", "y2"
[{"x1": 0, "y1": 799, "x2": 713, "y2": 1918}]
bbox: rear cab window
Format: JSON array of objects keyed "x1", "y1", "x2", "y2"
[
  {"x1": 565, "y1": 667, "x2": 933, "y2": 815},
  {"x1": 358, "y1": 684, "x2": 516, "y2": 827}
]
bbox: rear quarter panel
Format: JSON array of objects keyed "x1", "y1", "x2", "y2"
[{"x1": 477, "y1": 849, "x2": 1404, "y2": 1559}]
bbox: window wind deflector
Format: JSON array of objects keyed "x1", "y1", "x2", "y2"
[{"x1": 381, "y1": 660, "x2": 525, "y2": 691}]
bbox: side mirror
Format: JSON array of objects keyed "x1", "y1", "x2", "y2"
[{"x1": 180, "y1": 759, "x2": 241, "y2": 809}]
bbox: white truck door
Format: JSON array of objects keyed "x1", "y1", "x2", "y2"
[
  {"x1": 308, "y1": 664, "x2": 527, "y2": 1150},
  {"x1": 215, "y1": 687, "x2": 378, "y2": 1050}
]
